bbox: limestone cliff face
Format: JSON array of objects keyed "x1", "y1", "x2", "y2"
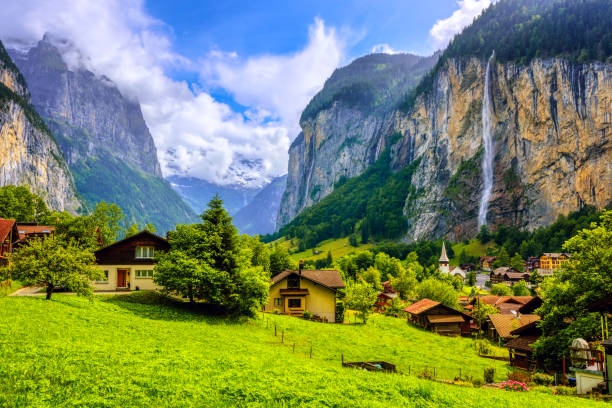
[
  {"x1": 278, "y1": 56, "x2": 611, "y2": 240},
  {"x1": 9, "y1": 37, "x2": 161, "y2": 176},
  {"x1": 393, "y1": 57, "x2": 610, "y2": 241},
  {"x1": 0, "y1": 41, "x2": 80, "y2": 212}
]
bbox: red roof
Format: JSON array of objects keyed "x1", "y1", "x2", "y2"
[
  {"x1": 16, "y1": 225, "x2": 55, "y2": 240},
  {"x1": 404, "y1": 298, "x2": 440, "y2": 314},
  {"x1": 0, "y1": 219, "x2": 16, "y2": 242}
]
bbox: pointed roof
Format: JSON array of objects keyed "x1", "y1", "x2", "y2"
[
  {"x1": 271, "y1": 269, "x2": 345, "y2": 290},
  {"x1": 439, "y1": 242, "x2": 449, "y2": 263},
  {"x1": 0, "y1": 218, "x2": 17, "y2": 243}
]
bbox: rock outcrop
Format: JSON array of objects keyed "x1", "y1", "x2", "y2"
[
  {"x1": 0, "y1": 40, "x2": 80, "y2": 212},
  {"x1": 234, "y1": 175, "x2": 287, "y2": 235}
]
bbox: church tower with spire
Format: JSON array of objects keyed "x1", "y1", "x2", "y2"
[{"x1": 439, "y1": 242, "x2": 450, "y2": 275}]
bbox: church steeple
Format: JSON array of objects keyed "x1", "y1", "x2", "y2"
[{"x1": 439, "y1": 242, "x2": 450, "y2": 274}]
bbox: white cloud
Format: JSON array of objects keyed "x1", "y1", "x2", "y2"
[
  {"x1": 429, "y1": 0, "x2": 492, "y2": 50},
  {"x1": 370, "y1": 43, "x2": 402, "y2": 55},
  {"x1": 0, "y1": 1, "x2": 344, "y2": 187}
]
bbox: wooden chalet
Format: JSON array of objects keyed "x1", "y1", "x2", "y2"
[
  {"x1": 404, "y1": 298, "x2": 472, "y2": 336},
  {"x1": 525, "y1": 257, "x2": 540, "y2": 272},
  {"x1": 469, "y1": 295, "x2": 534, "y2": 315},
  {"x1": 374, "y1": 281, "x2": 398, "y2": 312},
  {"x1": 94, "y1": 230, "x2": 170, "y2": 291},
  {"x1": 490, "y1": 267, "x2": 530, "y2": 285},
  {"x1": 505, "y1": 320, "x2": 542, "y2": 370},
  {"x1": 0, "y1": 218, "x2": 18, "y2": 264},
  {"x1": 14, "y1": 223, "x2": 55, "y2": 247},
  {"x1": 486, "y1": 314, "x2": 540, "y2": 343},
  {"x1": 518, "y1": 296, "x2": 543, "y2": 314},
  {"x1": 479, "y1": 256, "x2": 496, "y2": 271}
]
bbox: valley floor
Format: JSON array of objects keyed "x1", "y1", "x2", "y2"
[{"x1": 0, "y1": 293, "x2": 606, "y2": 407}]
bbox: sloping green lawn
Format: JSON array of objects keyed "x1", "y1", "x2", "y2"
[{"x1": 0, "y1": 293, "x2": 604, "y2": 407}]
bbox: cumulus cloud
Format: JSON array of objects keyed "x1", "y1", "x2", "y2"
[
  {"x1": 370, "y1": 43, "x2": 402, "y2": 54},
  {"x1": 429, "y1": 0, "x2": 492, "y2": 50},
  {"x1": 0, "y1": 1, "x2": 344, "y2": 186}
]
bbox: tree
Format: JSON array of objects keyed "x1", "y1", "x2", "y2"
[
  {"x1": 154, "y1": 250, "x2": 210, "y2": 304},
  {"x1": 493, "y1": 247, "x2": 510, "y2": 268},
  {"x1": 344, "y1": 278, "x2": 377, "y2": 323},
  {"x1": 466, "y1": 270, "x2": 477, "y2": 286},
  {"x1": 512, "y1": 280, "x2": 530, "y2": 296},
  {"x1": 510, "y1": 252, "x2": 524, "y2": 272},
  {"x1": 2, "y1": 236, "x2": 101, "y2": 300},
  {"x1": 0, "y1": 185, "x2": 50, "y2": 223},
  {"x1": 477, "y1": 225, "x2": 491, "y2": 243},
  {"x1": 326, "y1": 251, "x2": 333, "y2": 267},
  {"x1": 415, "y1": 278, "x2": 458, "y2": 309},
  {"x1": 269, "y1": 245, "x2": 293, "y2": 277},
  {"x1": 471, "y1": 300, "x2": 499, "y2": 330},
  {"x1": 91, "y1": 202, "x2": 124, "y2": 245},
  {"x1": 349, "y1": 234, "x2": 358, "y2": 247},
  {"x1": 535, "y1": 210, "x2": 612, "y2": 369},
  {"x1": 124, "y1": 223, "x2": 156, "y2": 238},
  {"x1": 360, "y1": 267, "x2": 382, "y2": 290},
  {"x1": 490, "y1": 283, "x2": 512, "y2": 296}
]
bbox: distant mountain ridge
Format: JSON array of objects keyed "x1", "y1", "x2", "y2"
[
  {"x1": 233, "y1": 175, "x2": 287, "y2": 235},
  {"x1": 9, "y1": 36, "x2": 196, "y2": 232}
]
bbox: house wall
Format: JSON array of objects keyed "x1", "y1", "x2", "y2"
[
  {"x1": 92, "y1": 265, "x2": 159, "y2": 291},
  {"x1": 575, "y1": 370, "x2": 604, "y2": 394},
  {"x1": 265, "y1": 276, "x2": 337, "y2": 322}
]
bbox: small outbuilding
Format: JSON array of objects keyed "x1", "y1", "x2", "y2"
[
  {"x1": 486, "y1": 314, "x2": 540, "y2": 343},
  {"x1": 404, "y1": 298, "x2": 471, "y2": 336},
  {"x1": 505, "y1": 320, "x2": 542, "y2": 370}
]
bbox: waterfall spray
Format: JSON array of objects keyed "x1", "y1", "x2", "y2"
[{"x1": 478, "y1": 51, "x2": 495, "y2": 228}]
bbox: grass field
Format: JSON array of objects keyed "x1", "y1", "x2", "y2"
[
  {"x1": 0, "y1": 293, "x2": 605, "y2": 407},
  {"x1": 272, "y1": 237, "x2": 374, "y2": 263},
  {"x1": 0, "y1": 279, "x2": 21, "y2": 297},
  {"x1": 451, "y1": 239, "x2": 495, "y2": 266}
]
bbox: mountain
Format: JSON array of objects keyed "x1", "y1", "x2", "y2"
[
  {"x1": 274, "y1": 0, "x2": 612, "y2": 245},
  {"x1": 277, "y1": 52, "x2": 439, "y2": 228},
  {"x1": 9, "y1": 36, "x2": 196, "y2": 232},
  {"x1": 0, "y1": 40, "x2": 80, "y2": 212},
  {"x1": 233, "y1": 175, "x2": 287, "y2": 235},
  {"x1": 167, "y1": 175, "x2": 262, "y2": 216}
]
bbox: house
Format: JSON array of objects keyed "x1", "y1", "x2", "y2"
[
  {"x1": 404, "y1": 298, "x2": 472, "y2": 336},
  {"x1": 93, "y1": 230, "x2": 170, "y2": 291},
  {"x1": 525, "y1": 257, "x2": 540, "y2": 272},
  {"x1": 479, "y1": 256, "x2": 496, "y2": 271},
  {"x1": 14, "y1": 223, "x2": 55, "y2": 247},
  {"x1": 539, "y1": 253, "x2": 571, "y2": 275},
  {"x1": 0, "y1": 218, "x2": 18, "y2": 264},
  {"x1": 374, "y1": 281, "x2": 398, "y2": 312},
  {"x1": 265, "y1": 263, "x2": 344, "y2": 323},
  {"x1": 505, "y1": 320, "x2": 542, "y2": 370},
  {"x1": 518, "y1": 296, "x2": 543, "y2": 314},
  {"x1": 460, "y1": 263, "x2": 476, "y2": 272},
  {"x1": 486, "y1": 314, "x2": 540, "y2": 343},
  {"x1": 449, "y1": 266, "x2": 466, "y2": 280},
  {"x1": 490, "y1": 267, "x2": 530, "y2": 285},
  {"x1": 470, "y1": 295, "x2": 534, "y2": 315}
]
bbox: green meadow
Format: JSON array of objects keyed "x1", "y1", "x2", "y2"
[{"x1": 0, "y1": 293, "x2": 605, "y2": 407}]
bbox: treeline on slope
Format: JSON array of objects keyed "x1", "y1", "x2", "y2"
[
  {"x1": 0, "y1": 41, "x2": 27, "y2": 89},
  {"x1": 264, "y1": 150, "x2": 420, "y2": 250},
  {"x1": 301, "y1": 52, "x2": 437, "y2": 122},
  {"x1": 400, "y1": 0, "x2": 612, "y2": 112},
  {"x1": 72, "y1": 151, "x2": 197, "y2": 234}
]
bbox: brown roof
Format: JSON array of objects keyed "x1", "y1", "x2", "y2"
[
  {"x1": 16, "y1": 225, "x2": 55, "y2": 240},
  {"x1": 427, "y1": 315, "x2": 465, "y2": 323},
  {"x1": 488, "y1": 314, "x2": 540, "y2": 339},
  {"x1": 505, "y1": 335, "x2": 540, "y2": 352},
  {"x1": 492, "y1": 267, "x2": 520, "y2": 275},
  {"x1": 271, "y1": 269, "x2": 345, "y2": 290},
  {"x1": 542, "y1": 253, "x2": 571, "y2": 258},
  {"x1": 0, "y1": 219, "x2": 16, "y2": 242},
  {"x1": 404, "y1": 298, "x2": 440, "y2": 314},
  {"x1": 509, "y1": 320, "x2": 541, "y2": 336},
  {"x1": 474, "y1": 296, "x2": 533, "y2": 306}
]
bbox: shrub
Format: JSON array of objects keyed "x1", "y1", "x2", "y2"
[
  {"x1": 508, "y1": 370, "x2": 531, "y2": 384},
  {"x1": 453, "y1": 380, "x2": 473, "y2": 387},
  {"x1": 472, "y1": 378, "x2": 484, "y2": 387},
  {"x1": 335, "y1": 302, "x2": 345, "y2": 323},
  {"x1": 533, "y1": 372, "x2": 554, "y2": 386},
  {"x1": 500, "y1": 380, "x2": 528, "y2": 392},
  {"x1": 484, "y1": 367, "x2": 496, "y2": 383},
  {"x1": 273, "y1": 309, "x2": 281, "y2": 315},
  {"x1": 553, "y1": 386, "x2": 576, "y2": 395},
  {"x1": 303, "y1": 310, "x2": 313, "y2": 320},
  {"x1": 418, "y1": 367, "x2": 434, "y2": 380},
  {"x1": 474, "y1": 339, "x2": 491, "y2": 355}
]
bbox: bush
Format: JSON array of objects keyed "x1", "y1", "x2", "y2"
[
  {"x1": 533, "y1": 372, "x2": 554, "y2": 386},
  {"x1": 335, "y1": 302, "x2": 345, "y2": 323},
  {"x1": 474, "y1": 340, "x2": 491, "y2": 355},
  {"x1": 484, "y1": 367, "x2": 496, "y2": 383},
  {"x1": 472, "y1": 378, "x2": 484, "y2": 387},
  {"x1": 508, "y1": 370, "x2": 531, "y2": 384},
  {"x1": 273, "y1": 309, "x2": 281, "y2": 315},
  {"x1": 418, "y1": 367, "x2": 434, "y2": 380},
  {"x1": 302, "y1": 310, "x2": 313, "y2": 320},
  {"x1": 553, "y1": 386, "x2": 576, "y2": 395}
]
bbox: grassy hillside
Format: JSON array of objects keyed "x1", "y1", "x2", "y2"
[
  {"x1": 273, "y1": 236, "x2": 374, "y2": 263},
  {"x1": 0, "y1": 294, "x2": 604, "y2": 407}
]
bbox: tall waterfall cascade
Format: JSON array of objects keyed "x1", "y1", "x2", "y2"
[{"x1": 478, "y1": 51, "x2": 495, "y2": 228}]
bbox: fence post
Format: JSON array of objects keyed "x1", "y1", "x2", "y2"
[
  {"x1": 433, "y1": 367, "x2": 436, "y2": 379},
  {"x1": 408, "y1": 365, "x2": 410, "y2": 375},
  {"x1": 293, "y1": 343, "x2": 295, "y2": 353},
  {"x1": 310, "y1": 344, "x2": 312, "y2": 359},
  {"x1": 266, "y1": 319, "x2": 269, "y2": 329},
  {"x1": 341, "y1": 354, "x2": 344, "y2": 365},
  {"x1": 275, "y1": 324, "x2": 277, "y2": 337},
  {"x1": 281, "y1": 331, "x2": 284, "y2": 343}
]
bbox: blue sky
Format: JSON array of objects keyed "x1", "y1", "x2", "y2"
[{"x1": 0, "y1": 0, "x2": 492, "y2": 185}]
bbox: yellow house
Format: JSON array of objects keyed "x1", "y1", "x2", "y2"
[
  {"x1": 539, "y1": 253, "x2": 571, "y2": 271},
  {"x1": 93, "y1": 231, "x2": 170, "y2": 291},
  {"x1": 265, "y1": 267, "x2": 345, "y2": 323}
]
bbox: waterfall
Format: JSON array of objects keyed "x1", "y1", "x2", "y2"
[{"x1": 478, "y1": 51, "x2": 495, "y2": 228}]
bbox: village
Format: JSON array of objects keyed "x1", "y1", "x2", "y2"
[{"x1": 1, "y1": 205, "x2": 610, "y2": 401}]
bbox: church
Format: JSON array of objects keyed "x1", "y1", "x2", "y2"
[{"x1": 439, "y1": 242, "x2": 466, "y2": 280}]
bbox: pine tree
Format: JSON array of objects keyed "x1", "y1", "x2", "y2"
[{"x1": 201, "y1": 194, "x2": 239, "y2": 273}]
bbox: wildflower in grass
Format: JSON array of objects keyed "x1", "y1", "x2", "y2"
[{"x1": 500, "y1": 380, "x2": 528, "y2": 392}]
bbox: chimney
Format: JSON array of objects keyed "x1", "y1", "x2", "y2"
[{"x1": 299, "y1": 260, "x2": 303, "y2": 275}]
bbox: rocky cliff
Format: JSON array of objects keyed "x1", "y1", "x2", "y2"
[
  {"x1": 8, "y1": 36, "x2": 196, "y2": 232},
  {"x1": 234, "y1": 175, "x2": 287, "y2": 235},
  {"x1": 0, "y1": 40, "x2": 80, "y2": 212}
]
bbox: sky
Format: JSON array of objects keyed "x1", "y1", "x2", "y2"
[{"x1": 0, "y1": 0, "x2": 492, "y2": 186}]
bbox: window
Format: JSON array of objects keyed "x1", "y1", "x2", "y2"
[
  {"x1": 288, "y1": 298, "x2": 301, "y2": 308},
  {"x1": 273, "y1": 298, "x2": 282, "y2": 306},
  {"x1": 96, "y1": 270, "x2": 109, "y2": 283},
  {"x1": 135, "y1": 270, "x2": 154, "y2": 279},
  {"x1": 135, "y1": 246, "x2": 154, "y2": 259},
  {"x1": 287, "y1": 275, "x2": 300, "y2": 289}
]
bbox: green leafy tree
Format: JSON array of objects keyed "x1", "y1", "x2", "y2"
[
  {"x1": 360, "y1": 267, "x2": 382, "y2": 291},
  {"x1": 510, "y1": 252, "x2": 524, "y2": 272},
  {"x1": 471, "y1": 300, "x2": 499, "y2": 330},
  {"x1": 466, "y1": 270, "x2": 477, "y2": 286},
  {"x1": 124, "y1": 223, "x2": 156, "y2": 238},
  {"x1": 326, "y1": 251, "x2": 333, "y2": 267},
  {"x1": 91, "y1": 202, "x2": 124, "y2": 245},
  {"x1": 512, "y1": 280, "x2": 530, "y2": 296},
  {"x1": 344, "y1": 278, "x2": 378, "y2": 323},
  {"x1": 241, "y1": 235, "x2": 270, "y2": 275},
  {"x1": 535, "y1": 210, "x2": 612, "y2": 369},
  {"x1": 415, "y1": 278, "x2": 458, "y2": 309},
  {"x1": 2, "y1": 236, "x2": 101, "y2": 300},
  {"x1": 269, "y1": 245, "x2": 293, "y2": 277},
  {"x1": 490, "y1": 283, "x2": 512, "y2": 296},
  {"x1": 154, "y1": 250, "x2": 211, "y2": 304},
  {"x1": 0, "y1": 185, "x2": 50, "y2": 222},
  {"x1": 477, "y1": 225, "x2": 491, "y2": 243},
  {"x1": 493, "y1": 247, "x2": 510, "y2": 268}
]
